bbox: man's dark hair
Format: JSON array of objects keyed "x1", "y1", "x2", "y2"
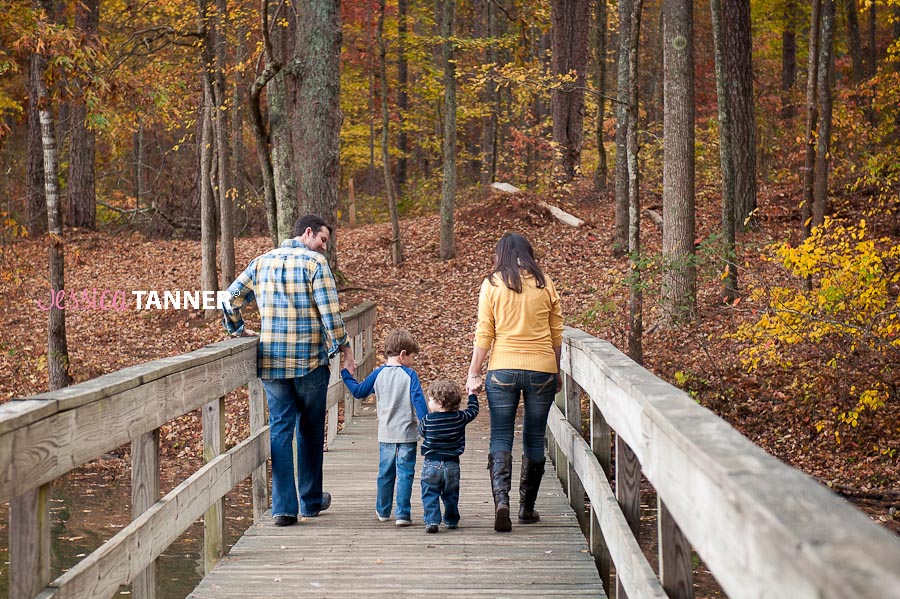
[
  {"x1": 292, "y1": 214, "x2": 333, "y2": 238},
  {"x1": 427, "y1": 380, "x2": 462, "y2": 411},
  {"x1": 487, "y1": 232, "x2": 546, "y2": 293},
  {"x1": 384, "y1": 329, "x2": 420, "y2": 357}
]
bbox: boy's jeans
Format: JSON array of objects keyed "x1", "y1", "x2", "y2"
[
  {"x1": 377, "y1": 442, "x2": 417, "y2": 520},
  {"x1": 421, "y1": 459, "x2": 461, "y2": 526},
  {"x1": 263, "y1": 366, "x2": 330, "y2": 518}
]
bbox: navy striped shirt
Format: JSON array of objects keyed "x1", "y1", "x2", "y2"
[{"x1": 418, "y1": 395, "x2": 479, "y2": 462}]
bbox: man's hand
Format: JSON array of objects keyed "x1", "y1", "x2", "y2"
[
  {"x1": 341, "y1": 344, "x2": 357, "y2": 376},
  {"x1": 232, "y1": 328, "x2": 259, "y2": 337}
]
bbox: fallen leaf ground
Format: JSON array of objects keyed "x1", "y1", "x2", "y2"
[{"x1": 1, "y1": 182, "x2": 897, "y2": 542}]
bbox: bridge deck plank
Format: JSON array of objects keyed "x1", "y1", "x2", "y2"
[{"x1": 189, "y1": 406, "x2": 606, "y2": 598}]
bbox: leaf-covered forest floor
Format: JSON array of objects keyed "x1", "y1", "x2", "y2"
[{"x1": 1, "y1": 181, "x2": 898, "y2": 537}]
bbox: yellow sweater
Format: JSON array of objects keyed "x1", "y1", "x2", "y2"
[{"x1": 474, "y1": 272, "x2": 563, "y2": 374}]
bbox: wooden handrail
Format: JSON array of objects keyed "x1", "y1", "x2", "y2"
[
  {"x1": 2, "y1": 301, "x2": 378, "y2": 599},
  {"x1": 547, "y1": 326, "x2": 900, "y2": 599}
]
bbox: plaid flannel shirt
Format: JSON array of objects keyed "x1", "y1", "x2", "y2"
[{"x1": 222, "y1": 238, "x2": 349, "y2": 379}]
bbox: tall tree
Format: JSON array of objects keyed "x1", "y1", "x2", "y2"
[
  {"x1": 377, "y1": 0, "x2": 403, "y2": 265},
  {"x1": 661, "y1": 0, "x2": 696, "y2": 324},
  {"x1": 480, "y1": 0, "x2": 500, "y2": 186},
  {"x1": 200, "y1": 84, "x2": 219, "y2": 306},
  {"x1": 843, "y1": 0, "x2": 865, "y2": 83},
  {"x1": 293, "y1": 0, "x2": 342, "y2": 267},
  {"x1": 270, "y1": 0, "x2": 297, "y2": 244},
  {"x1": 801, "y1": 0, "x2": 822, "y2": 238},
  {"x1": 213, "y1": 0, "x2": 235, "y2": 284},
  {"x1": 625, "y1": 0, "x2": 644, "y2": 366},
  {"x1": 66, "y1": 0, "x2": 100, "y2": 230},
  {"x1": 550, "y1": 0, "x2": 591, "y2": 181},
  {"x1": 711, "y1": 0, "x2": 738, "y2": 302},
  {"x1": 26, "y1": 56, "x2": 47, "y2": 234},
  {"x1": 439, "y1": 0, "x2": 457, "y2": 260},
  {"x1": 33, "y1": 40, "x2": 71, "y2": 390},
  {"x1": 593, "y1": 0, "x2": 609, "y2": 191},
  {"x1": 614, "y1": 0, "x2": 633, "y2": 254},
  {"x1": 397, "y1": 0, "x2": 410, "y2": 190},
  {"x1": 812, "y1": 0, "x2": 836, "y2": 228},
  {"x1": 723, "y1": 0, "x2": 757, "y2": 229},
  {"x1": 867, "y1": 1, "x2": 877, "y2": 77},
  {"x1": 781, "y1": 0, "x2": 798, "y2": 119}
]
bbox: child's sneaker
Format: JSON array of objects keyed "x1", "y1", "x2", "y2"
[
  {"x1": 395, "y1": 518, "x2": 412, "y2": 527},
  {"x1": 425, "y1": 524, "x2": 439, "y2": 534},
  {"x1": 376, "y1": 513, "x2": 390, "y2": 522}
]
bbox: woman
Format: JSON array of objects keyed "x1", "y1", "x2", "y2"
[{"x1": 466, "y1": 232, "x2": 563, "y2": 532}]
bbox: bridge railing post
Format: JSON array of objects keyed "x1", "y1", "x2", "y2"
[
  {"x1": 563, "y1": 373, "x2": 587, "y2": 534},
  {"x1": 132, "y1": 428, "x2": 161, "y2": 599},
  {"x1": 590, "y1": 400, "x2": 612, "y2": 595},
  {"x1": 203, "y1": 395, "x2": 226, "y2": 575},
  {"x1": 553, "y1": 385, "x2": 568, "y2": 494},
  {"x1": 658, "y1": 498, "x2": 694, "y2": 599},
  {"x1": 615, "y1": 436, "x2": 641, "y2": 599},
  {"x1": 248, "y1": 378, "x2": 268, "y2": 523},
  {"x1": 9, "y1": 484, "x2": 51, "y2": 599}
]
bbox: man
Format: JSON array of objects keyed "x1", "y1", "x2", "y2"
[{"x1": 222, "y1": 214, "x2": 357, "y2": 526}]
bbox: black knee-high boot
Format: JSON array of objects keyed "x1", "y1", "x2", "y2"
[
  {"x1": 488, "y1": 452, "x2": 512, "y2": 532},
  {"x1": 518, "y1": 455, "x2": 545, "y2": 524}
]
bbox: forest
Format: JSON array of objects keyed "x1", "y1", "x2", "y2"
[{"x1": 1, "y1": 0, "x2": 899, "y2": 570}]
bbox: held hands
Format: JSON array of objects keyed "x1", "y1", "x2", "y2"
[
  {"x1": 466, "y1": 373, "x2": 483, "y2": 395},
  {"x1": 341, "y1": 345, "x2": 357, "y2": 376}
]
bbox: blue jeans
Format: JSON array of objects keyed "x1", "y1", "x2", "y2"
[
  {"x1": 263, "y1": 366, "x2": 330, "y2": 518},
  {"x1": 377, "y1": 442, "x2": 417, "y2": 520},
  {"x1": 486, "y1": 369, "x2": 556, "y2": 461},
  {"x1": 421, "y1": 459, "x2": 461, "y2": 527}
]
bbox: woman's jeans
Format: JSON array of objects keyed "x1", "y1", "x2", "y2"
[
  {"x1": 420, "y1": 459, "x2": 461, "y2": 526},
  {"x1": 486, "y1": 369, "x2": 556, "y2": 461},
  {"x1": 377, "y1": 442, "x2": 417, "y2": 520},
  {"x1": 263, "y1": 366, "x2": 330, "y2": 518}
]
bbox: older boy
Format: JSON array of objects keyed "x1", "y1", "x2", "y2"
[{"x1": 342, "y1": 329, "x2": 427, "y2": 526}]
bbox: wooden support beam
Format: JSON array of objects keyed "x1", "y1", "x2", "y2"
[
  {"x1": 659, "y1": 498, "x2": 693, "y2": 599},
  {"x1": 10, "y1": 484, "x2": 51, "y2": 599},
  {"x1": 132, "y1": 429, "x2": 160, "y2": 599},
  {"x1": 248, "y1": 378, "x2": 269, "y2": 523},
  {"x1": 203, "y1": 396, "x2": 226, "y2": 575},
  {"x1": 564, "y1": 373, "x2": 587, "y2": 533},
  {"x1": 590, "y1": 401, "x2": 612, "y2": 594},
  {"x1": 615, "y1": 437, "x2": 641, "y2": 599}
]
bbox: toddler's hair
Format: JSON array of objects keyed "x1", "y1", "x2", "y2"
[
  {"x1": 384, "y1": 328, "x2": 420, "y2": 357},
  {"x1": 427, "y1": 380, "x2": 462, "y2": 411}
]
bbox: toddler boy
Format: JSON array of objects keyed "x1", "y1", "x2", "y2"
[{"x1": 418, "y1": 380, "x2": 479, "y2": 533}]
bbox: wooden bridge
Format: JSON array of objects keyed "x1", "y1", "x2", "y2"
[{"x1": 3, "y1": 301, "x2": 900, "y2": 599}]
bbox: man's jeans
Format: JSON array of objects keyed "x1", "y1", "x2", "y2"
[
  {"x1": 485, "y1": 369, "x2": 556, "y2": 461},
  {"x1": 377, "y1": 442, "x2": 417, "y2": 520},
  {"x1": 263, "y1": 366, "x2": 330, "y2": 518},
  {"x1": 420, "y1": 459, "x2": 461, "y2": 527}
]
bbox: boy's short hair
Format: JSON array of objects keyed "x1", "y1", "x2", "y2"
[
  {"x1": 427, "y1": 380, "x2": 462, "y2": 411},
  {"x1": 384, "y1": 329, "x2": 420, "y2": 357}
]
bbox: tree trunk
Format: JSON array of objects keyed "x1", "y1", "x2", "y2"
[
  {"x1": 481, "y1": 0, "x2": 499, "y2": 186},
  {"x1": 626, "y1": 0, "x2": 644, "y2": 368},
  {"x1": 397, "y1": 0, "x2": 409, "y2": 191},
  {"x1": 711, "y1": 0, "x2": 738, "y2": 302},
  {"x1": 200, "y1": 85, "x2": 219, "y2": 302},
  {"x1": 293, "y1": 0, "x2": 342, "y2": 268},
  {"x1": 843, "y1": 0, "x2": 864, "y2": 83},
  {"x1": 213, "y1": 0, "x2": 234, "y2": 285},
  {"x1": 367, "y1": 1, "x2": 376, "y2": 193},
  {"x1": 33, "y1": 50, "x2": 72, "y2": 390},
  {"x1": 378, "y1": 0, "x2": 403, "y2": 265},
  {"x1": 250, "y1": 0, "x2": 281, "y2": 248},
  {"x1": 593, "y1": 0, "x2": 608, "y2": 191},
  {"x1": 781, "y1": 0, "x2": 798, "y2": 119},
  {"x1": 661, "y1": 0, "x2": 696, "y2": 324},
  {"x1": 439, "y1": 0, "x2": 457, "y2": 260},
  {"x1": 723, "y1": 0, "x2": 757, "y2": 229},
  {"x1": 270, "y1": 2, "x2": 297, "y2": 244},
  {"x1": 801, "y1": 0, "x2": 822, "y2": 239},
  {"x1": 550, "y1": 0, "x2": 591, "y2": 181},
  {"x1": 614, "y1": 0, "x2": 632, "y2": 255},
  {"x1": 867, "y1": 1, "x2": 877, "y2": 77},
  {"x1": 66, "y1": 0, "x2": 99, "y2": 230},
  {"x1": 813, "y1": 0, "x2": 835, "y2": 229},
  {"x1": 27, "y1": 55, "x2": 47, "y2": 234},
  {"x1": 232, "y1": 19, "x2": 247, "y2": 235}
]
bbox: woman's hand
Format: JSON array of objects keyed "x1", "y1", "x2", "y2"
[
  {"x1": 466, "y1": 373, "x2": 483, "y2": 395},
  {"x1": 555, "y1": 373, "x2": 563, "y2": 393}
]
